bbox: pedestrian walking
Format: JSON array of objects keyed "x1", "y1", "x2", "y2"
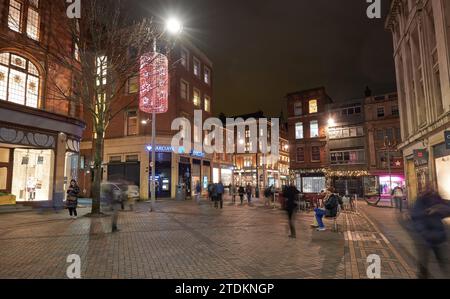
[
  {"x1": 283, "y1": 183, "x2": 300, "y2": 238},
  {"x1": 195, "y1": 181, "x2": 202, "y2": 204},
  {"x1": 231, "y1": 184, "x2": 237, "y2": 204},
  {"x1": 217, "y1": 181, "x2": 225, "y2": 209},
  {"x1": 66, "y1": 179, "x2": 80, "y2": 219},
  {"x1": 238, "y1": 185, "x2": 245, "y2": 205},
  {"x1": 392, "y1": 186, "x2": 405, "y2": 212},
  {"x1": 211, "y1": 183, "x2": 219, "y2": 208},
  {"x1": 264, "y1": 185, "x2": 274, "y2": 208},
  {"x1": 102, "y1": 183, "x2": 124, "y2": 233},
  {"x1": 411, "y1": 188, "x2": 450, "y2": 279},
  {"x1": 246, "y1": 184, "x2": 253, "y2": 205}
]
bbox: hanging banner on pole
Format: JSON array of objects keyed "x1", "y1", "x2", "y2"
[{"x1": 139, "y1": 52, "x2": 169, "y2": 114}]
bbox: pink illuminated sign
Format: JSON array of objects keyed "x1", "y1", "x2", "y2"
[{"x1": 139, "y1": 52, "x2": 169, "y2": 114}]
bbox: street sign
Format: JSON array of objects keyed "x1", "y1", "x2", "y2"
[
  {"x1": 413, "y1": 149, "x2": 429, "y2": 167},
  {"x1": 139, "y1": 52, "x2": 169, "y2": 114},
  {"x1": 445, "y1": 131, "x2": 450, "y2": 150}
]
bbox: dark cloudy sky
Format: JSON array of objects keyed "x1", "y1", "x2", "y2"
[{"x1": 136, "y1": 0, "x2": 396, "y2": 117}]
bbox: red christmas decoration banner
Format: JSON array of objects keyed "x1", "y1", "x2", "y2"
[{"x1": 139, "y1": 52, "x2": 169, "y2": 114}]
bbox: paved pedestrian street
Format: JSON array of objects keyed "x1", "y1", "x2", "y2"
[{"x1": 0, "y1": 199, "x2": 416, "y2": 279}]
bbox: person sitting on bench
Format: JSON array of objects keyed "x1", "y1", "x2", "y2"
[{"x1": 313, "y1": 187, "x2": 343, "y2": 231}]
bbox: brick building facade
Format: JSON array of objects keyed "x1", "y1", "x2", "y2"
[
  {"x1": 79, "y1": 38, "x2": 233, "y2": 199},
  {"x1": 0, "y1": 0, "x2": 85, "y2": 205},
  {"x1": 286, "y1": 87, "x2": 332, "y2": 193}
]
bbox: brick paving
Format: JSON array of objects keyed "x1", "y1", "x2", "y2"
[{"x1": 0, "y1": 198, "x2": 417, "y2": 279}]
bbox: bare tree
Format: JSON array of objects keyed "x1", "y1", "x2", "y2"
[{"x1": 41, "y1": 0, "x2": 171, "y2": 215}]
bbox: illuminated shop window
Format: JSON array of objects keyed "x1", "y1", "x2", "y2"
[
  {"x1": 0, "y1": 52, "x2": 40, "y2": 108},
  {"x1": 204, "y1": 95, "x2": 211, "y2": 112}
]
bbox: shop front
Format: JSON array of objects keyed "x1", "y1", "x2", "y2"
[
  {"x1": 0, "y1": 102, "x2": 85, "y2": 206},
  {"x1": 434, "y1": 143, "x2": 450, "y2": 201},
  {"x1": 294, "y1": 171, "x2": 326, "y2": 194},
  {"x1": 146, "y1": 144, "x2": 211, "y2": 199}
]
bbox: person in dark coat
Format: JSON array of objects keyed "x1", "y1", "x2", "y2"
[
  {"x1": 411, "y1": 188, "x2": 450, "y2": 279},
  {"x1": 216, "y1": 181, "x2": 225, "y2": 209},
  {"x1": 246, "y1": 184, "x2": 253, "y2": 204},
  {"x1": 283, "y1": 183, "x2": 300, "y2": 238},
  {"x1": 66, "y1": 180, "x2": 80, "y2": 219},
  {"x1": 238, "y1": 185, "x2": 245, "y2": 205}
]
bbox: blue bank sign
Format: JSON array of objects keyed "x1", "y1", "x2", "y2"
[{"x1": 146, "y1": 145, "x2": 206, "y2": 158}]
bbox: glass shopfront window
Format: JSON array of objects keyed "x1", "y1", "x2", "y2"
[
  {"x1": 302, "y1": 176, "x2": 325, "y2": 193},
  {"x1": 12, "y1": 149, "x2": 54, "y2": 202},
  {"x1": 221, "y1": 168, "x2": 233, "y2": 186},
  {"x1": 64, "y1": 152, "x2": 79, "y2": 197}
]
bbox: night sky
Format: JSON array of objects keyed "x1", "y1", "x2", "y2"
[{"x1": 136, "y1": 0, "x2": 396, "y2": 117}]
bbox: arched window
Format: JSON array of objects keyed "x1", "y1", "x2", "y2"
[{"x1": 0, "y1": 52, "x2": 40, "y2": 108}]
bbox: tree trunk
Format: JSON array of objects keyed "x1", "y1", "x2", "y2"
[{"x1": 91, "y1": 133, "x2": 104, "y2": 215}]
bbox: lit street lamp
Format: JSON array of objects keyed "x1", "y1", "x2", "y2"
[{"x1": 146, "y1": 17, "x2": 183, "y2": 212}]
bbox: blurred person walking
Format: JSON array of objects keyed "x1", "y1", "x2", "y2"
[
  {"x1": 411, "y1": 188, "x2": 450, "y2": 279},
  {"x1": 238, "y1": 185, "x2": 245, "y2": 205},
  {"x1": 217, "y1": 181, "x2": 225, "y2": 209},
  {"x1": 66, "y1": 179, "x2": 80, "y2": 219},
  {"x1": 246, "y1": 184, "x2": 253, "y2": 205},
  {"x1": 195, "y1": 181, "x2": 202, "y2": 204},
  {"x1": 283, "y1": 183, "x2": 300, "y2": 239},
  {"x1": 231, "y1": 184, "x2": 237, "y2": 204},
  {"x1": 392, "y1": 186, "x2": 405, "y2": 212}
]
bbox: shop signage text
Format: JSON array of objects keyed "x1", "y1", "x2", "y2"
[
  {"x1": 445, "y1": 131, "x2": 450, "y2": 150},
  {"x1": 146, "y1": 145, "x2": 205, "y2": 158}
]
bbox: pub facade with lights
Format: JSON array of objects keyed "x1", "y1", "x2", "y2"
[
  {"x1": 0, "y1": 0, "x2": 85, "y2": 206},
  {"x1": 79, "y1": 38, "x2": 234, "y2": 199}
]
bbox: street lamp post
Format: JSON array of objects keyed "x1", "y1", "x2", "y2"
[{"x1": 147, "y1": 18, "x2": 183, "y2": 212}]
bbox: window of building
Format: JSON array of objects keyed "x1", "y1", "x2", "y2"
[
  {"x1": 8, "y1": 0, "x2": 40, "y2": 41},
  {"x1": 386, "y1": 128, "x2": 394, "y2": 142},
  {"x1": 376, "y1": 129, "x2": 384, "y2": 140},
  {"x1": 26, "y1": 0, "x2": 40, "y2": 41},
  {"x1": 296, "y1": 147, "x2": 305, "y2": 162},
  {"x1": 126, "y1": 110, "x2": 138, "y2": 136},
  {"x1": 330, "y1": 150, "x2": 365, "y2": 165},
  {"x1": 310, "y1": 120, "x2": 319, "y2": 138},
  {"x1": 204, "y1": 95, "x2": 211, "y2": 112},
  {"x1": 377, "y1": 107, "x2": 385, "y2": 118},
  {"x1": 126, "y1": 155, "x2": 139, "y2": 162},
  {"x1": 295, "y1": 122, "x2": 304, "y2": 139},
  {"x1": 294, "y1": 102, "x2": 303, "y2": 116},
  {"x1": 127, "y1": 75, "x2": 139, "y2": 94},
  {"x1": 311, "y1": 146, "x2": 321, "y2": 162},
  {"x1": 395, "y1": 127, "x2": 402, "y2": 142},
  {"x1": 244, "y1": 157, "x2": 252, "y2": 167},
  {"x1": 0, "y1": 52, "x2": 40, "y2": 108},
  {"x1": 193, "y1": 88, "x2": 201, "y2": 107},
  {"x1": 329, "y1": 126, "x2": 364, "y2": 139},
  {"x1": 193, "y1": 57, "x2": 201, "y2": 77},
  {"x1": 204, "y1": 67, "x2": 211, "y2": 85},
  {"x1": 392, "y1": 105, "x2": 399, "y2": 116},
  {"x1": 96, "y1": 55, "x2": 107, "y2": 86},
  {"x1": 309, "y1": 99, "x2": 318, "y2": 114},
  {"x1": 181, "y1": 48, "x2": 189, "y2": 69},
  {"x1": 8, "y1": 0, "x2": 22, "y2": 33},
  {"x1": 109, "y1": 156, "x2": 122, "y2": 163},
  {"x1": 342, "y1": 105, "x2": 362, "y2": 116},
  {"x1": 180, "y1": 80, "x2": 188, "y2": 100}
]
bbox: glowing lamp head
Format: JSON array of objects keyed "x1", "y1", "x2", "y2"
[
  {"x1": 166, "y1": 18, "x2": 183, "y2": 35},
  {"x1": 327, "y1": 118, "x2": 336, "y2": 127}
]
